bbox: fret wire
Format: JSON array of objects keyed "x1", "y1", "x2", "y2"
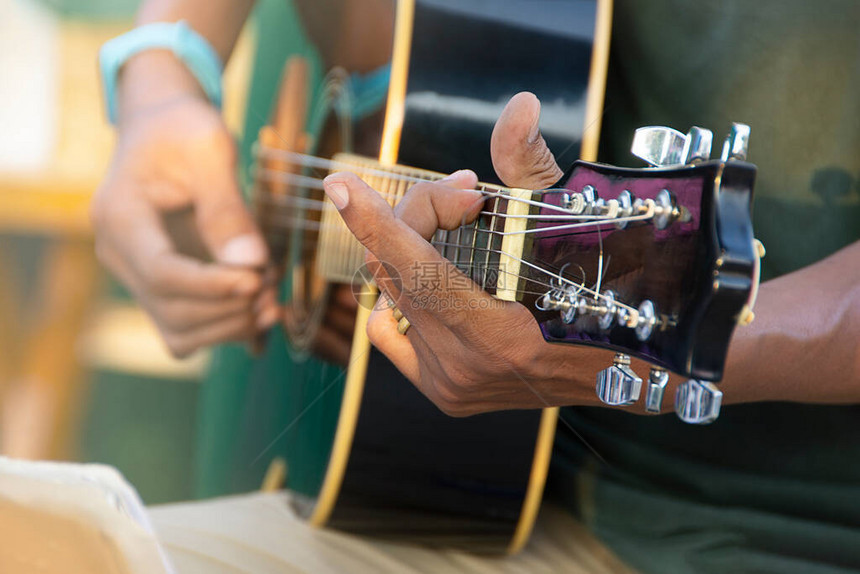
[
  {"x1": 469, "y1": 216, "x2": 480, "y2": 284},
  {"x1": 442, "y1": 229, "x2": 451, "y2": 260},
  {"x1": 432, "y1": 229, "x2": 445, "y2": 257},
  {"x1": 455, "y1": 221, "x2": 463, "y2": 272}
]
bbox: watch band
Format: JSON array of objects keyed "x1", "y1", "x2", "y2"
[{"x1": 99, "y1": 20, "x2": 223, "y2": 124}]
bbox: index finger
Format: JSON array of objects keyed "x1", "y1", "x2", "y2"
[{"x1": 323, "y1": 172, "x2": 495, "y2": 327}]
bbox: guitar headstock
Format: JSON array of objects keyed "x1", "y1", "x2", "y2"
[{"x1": 516, "y1": 124, "x2": 758, "y2": 422}]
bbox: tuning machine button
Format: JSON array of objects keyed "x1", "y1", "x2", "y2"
[
  {"x1": 631, "y1": 126, "x2": 687, "y2": 167},
  {"x1": 596, "y1": 353, "x2": 642, "y2": 407},
  {"x1": 631, "y1": 125, "x2": 714, "y2": 167},
  {"x1": 682, "y1": 126, "x2": 713, "y2": 164},
  {"x1": 645, "y1": 368, "x2": 669, "y2": 414},
  {"x1": 720, "y1": 123, "x2": 751, "y2": 162},
  {"x1": 675, "y1": 379, "x2": 723, "y2": 424}
]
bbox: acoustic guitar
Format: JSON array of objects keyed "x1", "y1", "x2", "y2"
[{"x1": 253, "y1": 0, "x2": 758, "y2": 554}]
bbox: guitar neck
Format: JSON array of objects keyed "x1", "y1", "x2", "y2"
[{"x1": 316, "y1": 153, "x2": 528, "y2": 302}]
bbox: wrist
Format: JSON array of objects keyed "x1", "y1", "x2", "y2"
[
  {"x1": 117, "y1": 50, "x2": 208, "y2": 124},
  {"x1": 100, "y1": 20, "x2": 223, "y2": 125},
  {"x1": 529, "y1": 340, "x2": 605, "y2": 406}
]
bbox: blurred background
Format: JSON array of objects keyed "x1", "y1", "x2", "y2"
[{"x1": 0, "y1": 0, "x2": 256, "y2": 504}]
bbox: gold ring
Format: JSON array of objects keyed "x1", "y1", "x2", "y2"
[
  {"x1": 392, "y1": 306, "x2": 404, "y2": 321},
  {"x1": 396, "y1": 316, "x2": 411, "y2": 335}
]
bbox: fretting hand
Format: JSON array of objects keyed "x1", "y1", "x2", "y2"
[{"x1": 322, "y1": 93, "x2": 617, "y2": 415}]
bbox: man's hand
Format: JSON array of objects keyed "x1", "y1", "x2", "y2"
[
  {"x1": 92, "y1": 94, "x2": 279, "y2": 358},
  {"x1": 322, "y1": 93, "x2": 614, "y2": 416}
]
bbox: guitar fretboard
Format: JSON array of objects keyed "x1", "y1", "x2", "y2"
[{"x1": 316, "y1": 153, "x2": 523, "y2": 299}]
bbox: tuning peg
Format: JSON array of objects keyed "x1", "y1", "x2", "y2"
[
  {"x1": 644, "y1": 368, "x2": 669, "y2": 414},
  {"x1": 720, "y1": 123, "x2": 751, "y2": 161},
  {"x1": 682, "y1": 126, "x2": 713, "y2": 163},
  {"x1": 631, "y1": 126, "x2": 714, "y2": 167},
  {"x1": 675, "y1": 379, "x2": 722, "y2": 424},
  {"x1": 581, "y1": 184, "x2": 604, "y2": 215},
  {"x1": 653, "y1": 189, "x2": 678, "y2": 230},
  {"x1": 631, "y1": 126, "x2": 687, "y2": 167},
  {"x1": 635, "y1": 300, "x2": 657, "y2": 341},
  {"x1": 595, "y1": 290, "x2": 616, "y2": 330},
  {"x1": 615, "y1": 190, "x2": 634, "y2": 229},
  {"x1": 596, "y1": 353, "x2": 642, "y2": 406}
]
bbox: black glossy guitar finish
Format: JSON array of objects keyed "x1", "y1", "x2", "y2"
[
  {"x1": 322, "y1": 352, "x2": 543, "y2": 552},
  {"x1": 399, "y1": 0, "x2": 600, "y2": 182}
]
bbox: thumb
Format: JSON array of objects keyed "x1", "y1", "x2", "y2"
[
  {"x1": 491, "y1": 91, "x2": 563, "y2": 190},
  {"x1": 194, "y1": 174, "x2": 268, "y2": 268}
]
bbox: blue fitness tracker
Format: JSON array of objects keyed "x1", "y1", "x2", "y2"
[{"x1": 99, "y1": 20, "x2": 223, "y2": 124}]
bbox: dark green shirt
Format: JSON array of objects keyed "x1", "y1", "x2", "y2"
[{"x1": 550, "y1": 2, "x2": 860, "y2": 572}]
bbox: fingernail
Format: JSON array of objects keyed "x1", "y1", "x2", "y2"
[
  {"x1": 220, "y1": 234, "x2": 267, "y2": 266},
  {"x1": 233, "y1": 274, "x2": 261, "y2": 296},
  {"x1": 441, "y1": 169, "x2": 476, "y2": 184},
  {"x1": 323, "y1": 178, "x2": 349, "y2": 210},
  {"x1": 257, "y1": 306, "x2": 281, "y2": 329}
]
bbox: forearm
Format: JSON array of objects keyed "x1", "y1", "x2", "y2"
[
  {"x1": 117, "y1": 0, "x2": 255, "y2": 123},
  {"x1": 137, "y1": 0, "x2": 254, "y2": 62},
  {"x1": 721, "y1": 240, "x2": 860, "y2": 404}
]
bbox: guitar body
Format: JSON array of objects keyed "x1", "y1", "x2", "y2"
[{"x1": 258, "y1": 0, "x2": 612, "y2": 553}]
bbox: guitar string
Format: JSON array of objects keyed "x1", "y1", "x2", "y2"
[
  {"x1": 254, "y1": 175, "x2": 656, "y2": 235},
  {"x1": 253, "y1": 150, "x2": 616, "y2": 216},
  {"x1": 252, "y1": 153, "x2": 645, "y2": 311},
  {"x1": 254, "y1": 171, "x2": 616, "y2": 220},
  {"x1": 257, "y1": 210, "x2": 631, "y2": 250},
  {"x1": 255, "y1": 205, "x2": 636, "y2": 308},
  {"x1": 255, "y1": 209, "x2": 624, "y2": 297},
  {"x1": 254, "y1": 183, "x2": 624, "y2": 223},
  {"x1": 257, "y1": 216, "x2": 608, "y2": 304},
  {"x1": 254, "y1": 179, "x2": 637, "y2": 223},
  {"x1": 418, "y1": 240, "x2": 637, "y2": 313},
  {"x1": 433, "y1": 238, "x2": 599, "y2": 298},
  {"x1": 264, "y1": 226, "x2": 573, "y2": 296},
  {"x1": 256, "y1": 201, "x2": 653, "y2": 238}
]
